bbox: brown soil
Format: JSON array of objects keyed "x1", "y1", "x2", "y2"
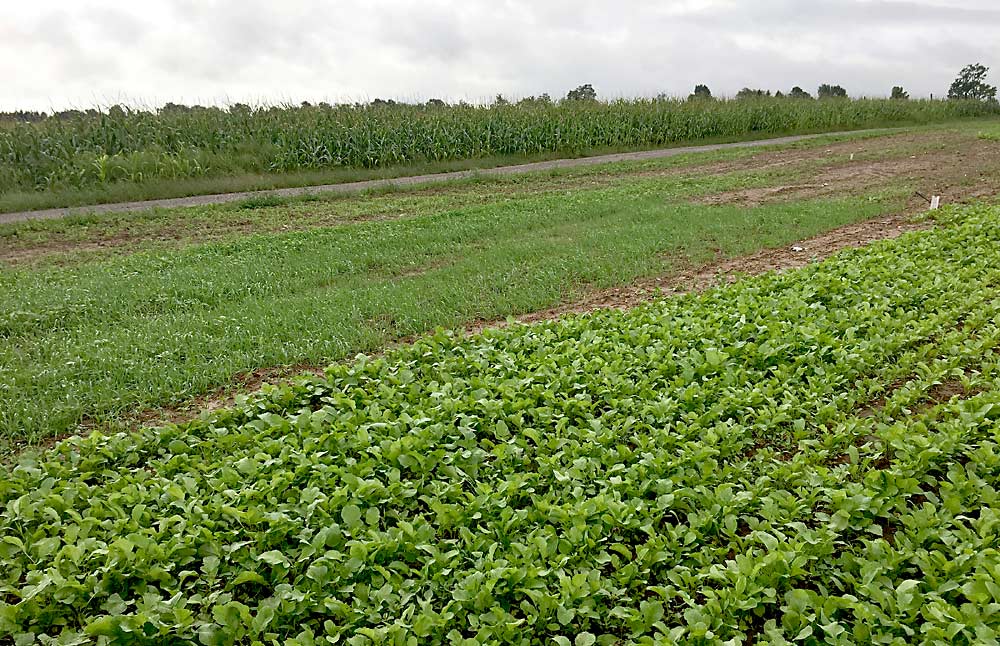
[
  {"x1": 133, "y1": 363, "x2": 328, "y2": 427},
  {"x1": 0, "y1": 210, "x2": 408, "y2": 267},
  {"x1": 927, "y1": 380, "x2": 969, "y2": 403},
  {"x1": 694, "y1": 131, "x2": 1000, "y2": 208},
  {"x1": 857, "y1": 371, "x2": 987, "y2": 420}
]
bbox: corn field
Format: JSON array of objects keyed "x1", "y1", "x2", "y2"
[{"x1": 1, "y1": 98, "x2": 996, "y2": 194}]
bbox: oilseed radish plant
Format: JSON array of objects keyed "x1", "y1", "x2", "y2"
[
  {"x1": 4, "y1": 203, "x2": 1000, "y2": 643},
  {"x1": 0, "y1": 98, "x2": 996, "y2": 196}
]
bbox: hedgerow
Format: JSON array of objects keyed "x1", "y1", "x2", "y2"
[{"x1": 3, "y1": 204, "x2": 1000, "y2": 644}]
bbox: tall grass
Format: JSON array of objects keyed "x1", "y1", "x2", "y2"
[{"x1": 1, "y1": 98, "x2": 996, "y2": 194}]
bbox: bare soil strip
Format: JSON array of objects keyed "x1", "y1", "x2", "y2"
[{"x1": 0, "y1": 131, "x2": 885, "y2": 225}]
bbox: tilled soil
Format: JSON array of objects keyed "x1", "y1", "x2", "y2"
[{"x1": 694, "y1": 130, "x2": 1000, "y2": 207}]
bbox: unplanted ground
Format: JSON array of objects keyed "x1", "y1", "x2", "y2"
[{"x1": 2, "y1": 122, "x2": 1000, "y2": 451}]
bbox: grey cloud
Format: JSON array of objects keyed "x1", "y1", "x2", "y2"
[
  {"x1": 1, "y1": 0, "x2": 997, "y2": 110},
  {"x1": 19, "y1": 10, "x2": 124, "y2": 84},
  {"x1": 379, "y1": 2, "x2": 473, "y2": 63},
  {"x1": 671, "y1": 0, "x2": 1000, "y2": 31},
  {"x1": 83, "y1": 7, "x2": 149, "y2": 46}
]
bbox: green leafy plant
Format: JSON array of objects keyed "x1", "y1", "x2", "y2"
[
  {"x1": 948, "y1": 63, "x2": 998, "y2": 102},
  {"x1": 4, "y1": 203, "x2": 1000, "y2": 643}
]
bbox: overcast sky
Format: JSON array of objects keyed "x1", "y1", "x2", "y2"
[{"x1": 3, "y1": 0, "x2": 999, "y2": 111}]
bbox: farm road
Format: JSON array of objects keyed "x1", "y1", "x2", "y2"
[{"x1": 0, "y1": 130, "x2": 886, "y2": 225}]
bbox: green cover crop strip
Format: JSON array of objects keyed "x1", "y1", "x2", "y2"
[{"x1": 4, "y1": 204, "x2": 1000, "y2": 644}]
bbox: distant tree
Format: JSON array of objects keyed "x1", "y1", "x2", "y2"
[
  {"x1": 53, "y1": 109, "x2": 89, "y2": 120},
  {"x1": 160, "y1": 102, "x2": 192, "y2": 115},
  {"x1": 774, "y1": 90, "x2": 785, "y2": 98},
  {"x1": 370, "y1": 98, "x2": 397, "y2": 107},
  {"x1": 688, "y1": 84, "x2": 713, "y2": 101},
  {"x1": 425, "y1": 98, "x2": 447, "y2": 108},
  {"x1": 565, "y1": 84, "x2": 598, "y2": 102},
  {"x1": 788, "y1": 86, "x2": 812, "y2": 99},
  {"x1": 318, "y1": 102, "x2": 333, "y2": 110},
  {"x1": 948, "y1": 63, "x2": 997, "y2": 102},
  {"x1": 817, "y1": 84, "x2": 848, "y2": 99},
  {"x1": 229, "y1": 103, "x2": 252, "y2": 114},
  {"x1": 736, "y1": 88, "x2": 772, "y2": 99},
  {"x1": 493, "y1": 94, "x2": 510, "y2": 106},
  {"x1": 891, "y1": 86, "x2": 910, "y2": 100},
  {"x1": 0, "y1": 110, "x2": 47, "y2": 122},
  {"x1": 517, "y1": 94, "x2": 552, "y2": 106}
]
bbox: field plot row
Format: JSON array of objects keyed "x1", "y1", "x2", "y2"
[
  {"x1": 3, "y1": 204, "x2": 1000, "y2": 643},
  {"x1": 2, "y1": 99, "x2": 995, "y2": 196}
]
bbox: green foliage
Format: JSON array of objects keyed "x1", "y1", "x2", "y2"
[
  {"x1": 517, "y1": 95, "x2": 552, "y2": 107},
  {"x1": 979, "y1": 125, "x2": 1000, "y2": 141},
  {"x1": 891, "y1": 86, "x2": 909, "y2": 100},
  {"x1": 0, "y1": 173, "x2": 890, "y2": 445},
  {"x1": 949, "y1": 63, "x2": 998, "y2": 102},
  {"x1": 4, "y1": 203, "x2": 1000, "y2": 642},
  {"x1": 1, "y1": 98, "x2": 994, "y2": 197},
  {"x1": 236, "y1": 193, "x2": 285, "y2": 210},
  {"x1": 0, "y1": 111, "x2": 47, "y2": 123},
  {"x1": 735, "y1": 88, "x2": 772, "y2": 100},
  {"x1": 817, "y1": 84, "x2": 848, "y2": 99},
  {"x1": 688, "y1": 85, "x2": 713, "y2": 101},
  {"x1": 565, "y1": 85, "x2": 598, "y2": 102},
  {"x1": 788, "y1": 87, "x2": 812, "y2": 100}
]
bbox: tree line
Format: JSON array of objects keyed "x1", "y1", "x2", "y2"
[
  {"x1": 690, "y1": 64, "x2": 996, "y2": 103},
  {"x1": 1, "y1": 64, "x2": 995, "y2": 123}
]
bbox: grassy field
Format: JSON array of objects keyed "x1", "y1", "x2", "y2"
[
  {"x1": 980, "y1": 123, "x2": 1000, "y2": 141},
  {"x1": 4, "y1": 124, "x2": 955, "y2": 449},
  {"x1": 4, "y1": 202, "x2": 1000, "y2": 643},
  {"x1": 1, "y1": 97, "x2": 996, "y2": 212}
]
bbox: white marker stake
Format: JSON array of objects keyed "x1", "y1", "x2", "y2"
[{"x1": 930, "y1": 196, "x2": 941, "y2": 210}]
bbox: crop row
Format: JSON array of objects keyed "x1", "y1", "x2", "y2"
[
  {"x1": 1, "y1": 98, "x2": 996, "y2": 193},
  {"x1": 3, "y1": 204, "x2": 1000, "y2": 643}
]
